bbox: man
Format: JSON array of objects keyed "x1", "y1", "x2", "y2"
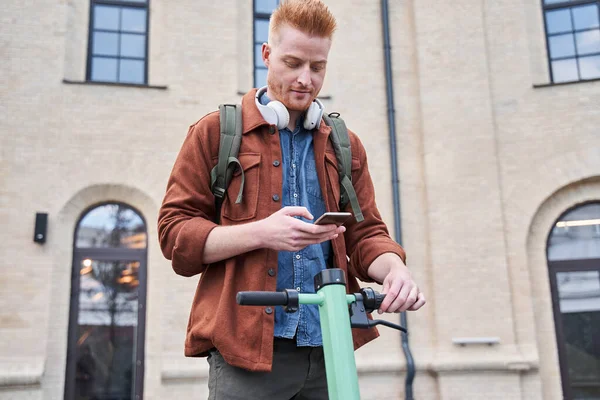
[{"x1": 158, "y1": 0, "x2": 425, "y2": 398}]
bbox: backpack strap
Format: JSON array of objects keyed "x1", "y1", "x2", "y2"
[
  {"x1": 210, "y1": 104, "x2": 244, "y2": 223},
  {"x1": 323, "y1": 112, "x2": 364, "y2": 223}
]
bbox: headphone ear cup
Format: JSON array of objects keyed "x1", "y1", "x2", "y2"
[
  {"x1": 267, "y1": 101, "x2": 290, "y2": 130},
  {"x1": 303, "y1": 100, "x2": 324, "y2": 130}
]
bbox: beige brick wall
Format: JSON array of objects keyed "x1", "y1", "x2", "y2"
[{"x1": 1, "y1": 0, "x2": 599, "y2": 399}]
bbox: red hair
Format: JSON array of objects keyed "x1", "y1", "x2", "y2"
[{"x1": 269, "y1": 0, "x2": 337, "y2": 43}]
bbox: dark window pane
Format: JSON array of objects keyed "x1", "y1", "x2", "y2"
[
  {"x1": 76, "y1": 204, "x2": 147, "y2": 248},
  {"x1": 119, "y1": 59, "x2": 145, "y2": 84},
  {"x1": 580, "y1": 55, "x2": 600, "y2": 79},
  {"x1": 122, "y1": 8, "x2": 147, "y2": 33},
  {"x1": 544, "y1": 0, "x2": 575, "y2": 4},
  {"x1": 576, "y1": 30, "x2": 600, "y2": 56},
  {"x1": 255, "y1": 0, "x2": 278, "y2": 14},
  {"x1": 75, "y1": 259, "x2": 140, "y2": 399},
  {"x1": 91, "y1": 57, "x2": 118, "y2": 82},
  {"x1": 548, "y1": 203, "x2": 600, "y2": 261},
  {"x1": 552, "y1": 58, "x2": 579, "y2": 82},
  {"x1": 573, "y1": 4, "x2": 599, "y2": 31},
  {"x1": 555, "y1": 270, "x2": 600, "y2": 396},
  {"x1": 94, "y1": 5, "x2": 119, "y2": 31},
  {"x1": 546, "y1": 9, "x2": 573, "y2": 34},
  {"x1": 255, "y1": 68, "x2": 267, "y2": 88},
  {"x1": 108, "y1": 0, "x2": 147, "y2": 2},
  {"x1": 93, "y1": 32, "x2": 119, "y2": 56},
  {"x1": 255, "y1": 44, "x2": 264, "y2": 67},
  {"x1": 549, "y1": 33, "x2": 576, "y2": 58},
  {"x1": 255, "y1": 19, "x2": 270, "y2": 43},
  {"x1": 120, "y1": 34, "x2": 146, "y2": 58}
]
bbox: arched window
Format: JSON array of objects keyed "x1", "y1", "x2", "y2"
[
  {"x1": 65, "y1": 203, "x2": 147, "y2": 400},
  {"x1": 547, "y1": 202, "x2": 600, "y2": 400}
]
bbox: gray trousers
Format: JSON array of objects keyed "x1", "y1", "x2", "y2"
[{"x1": 207, "y1": 338, "x2": 329, "y2": 400}]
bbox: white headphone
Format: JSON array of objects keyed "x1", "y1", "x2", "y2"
[{"x1": 255, "y1": 86, "x2": 324, "y2": 131}]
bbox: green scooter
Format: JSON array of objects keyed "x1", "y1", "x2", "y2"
[{"x1": 237, "y1": 268, "x2": 407, "y2": 400}]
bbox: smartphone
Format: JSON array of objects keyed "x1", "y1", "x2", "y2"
[{"x1": 314, "y1": 212, "x2": 352, "y2": 226}]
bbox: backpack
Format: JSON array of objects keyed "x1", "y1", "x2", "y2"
[{"x1": 210, "y1": 104, "x2": 364, "y2": 224}]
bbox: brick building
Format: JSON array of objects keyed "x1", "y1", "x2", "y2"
[{"x1": 1, "y1": 0, "x2": 599, "y2": 399}]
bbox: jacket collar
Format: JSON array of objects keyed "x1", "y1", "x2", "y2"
[{"x1": 241, "y1": 88, "x2": 269, "y2": 134}]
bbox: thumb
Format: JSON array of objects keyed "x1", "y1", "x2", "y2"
[{"x1": 280, "y1": 206, "x2": 313, "y2": 220}]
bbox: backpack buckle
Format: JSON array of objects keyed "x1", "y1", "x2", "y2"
[{"x1": 213, "y1": 186, "x2": 226, "y2": 199}]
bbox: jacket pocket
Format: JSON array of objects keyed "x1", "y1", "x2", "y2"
[{"x1": 221, "y1": 153, "x2": 261, "y2": 222}]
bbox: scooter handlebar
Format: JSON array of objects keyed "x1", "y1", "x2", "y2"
[{"x1": 236, "y1": 291, "x2": 289, "y2": 306}]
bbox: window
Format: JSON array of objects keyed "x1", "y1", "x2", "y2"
[
  {"x1": 547, "y1": 202, "x2": 600, "y2": 400},
  {"x1": 87, "y1": 0, "x2": 149, "y2": 85},
  {"x1": 542, "y1": 0, "x2": 600, "y2": 83},
  {"x1": 65, "y1": 203, "x2": 147, "y2": 400},
  {"x1": 254, "y1": 0, "x2": 280, "y2": 88}
]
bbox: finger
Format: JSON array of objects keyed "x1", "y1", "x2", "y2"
[
  {"x1": 408, "y1": 292, "x2": 426, "y2": 311},
  {"x1": 290, "y1": 231, "x2": 341, "y2": 249},
  {"x1": 387, "y1": 281, "x2": 412, "y2": 313},
  {"x1": 295, "y1": 221, "x2": 338, "y2": 235},
  {"x1": 281, "y1": 206, "x2": 313, "y2": 220},
  {"x1": 378, "y1": 278, "x2": 401, "y2": 314},
  {"x1": 399, "y1": 286, "x2": 418, "y2": 312}
]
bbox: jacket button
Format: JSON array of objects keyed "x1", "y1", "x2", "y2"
[
  {"x1": 265, "y1": 307, "x2": 273, "y2": 314},
  {"x1": 272, "y1": 194, "x2": 280, "y2": 202},
  {"x1": 268, "y1": 268, "x2": 275, "y2": 276},
  {"x1": 273, "y1": 160, "x2": 280, "y2": 167},
  {"x1": 269, "y1": 126, "x2": 276, "y2": 134}
]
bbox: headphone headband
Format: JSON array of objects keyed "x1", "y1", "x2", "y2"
[{"x1": 254, "y1": 86, "x2": 323, "y2": 130}]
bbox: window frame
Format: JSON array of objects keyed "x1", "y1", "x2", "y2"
[
  {"x1": 253, "y1": 0, "x2": 280, "y2": 88},
  {"x1": 542, "y1": 0, "x2": 600, "y2": 83},
  {"x1": 546, "y1": 201, "x2": 600, "y2": 400},
  {"x1": 86, "y1": 0, "x2": 151, "y2": 85},
  {"x1": 547, "y1": 258, "x2": 600, "y2": 400},
  {"x1": 64, "y1": 202, "x2": 148, "y2": 400}
]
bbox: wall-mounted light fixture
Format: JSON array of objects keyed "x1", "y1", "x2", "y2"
[
  {"x1": 452, "y1": 337, "x2": 501, "y2": 347},
  {"x1": 33, "y1": 212, "x2": 48, "y2": 244}
]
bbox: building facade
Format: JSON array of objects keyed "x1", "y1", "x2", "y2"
[{"x1": 1, "y1": 0, "x2": 599, "y2": 399}]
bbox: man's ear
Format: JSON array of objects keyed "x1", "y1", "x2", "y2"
[{"x1": 261, "y1": 43, "x2": 271, "y2": 67}]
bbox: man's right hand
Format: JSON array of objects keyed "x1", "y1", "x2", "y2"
[{"x1": 257, "y1": 207, "x2": 344, "y2": 252}]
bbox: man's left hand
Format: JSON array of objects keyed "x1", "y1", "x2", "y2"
[{"x1": 367, "y1": 253, "x2": 426, "y2": 314}]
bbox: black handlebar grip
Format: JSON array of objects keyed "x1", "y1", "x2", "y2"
[
  {"x1": 236, "y1": 291, "x2": 289, "y2": 306},
  {"x1": 374, "y1": 293, "x2": 386, "y2": 310}
]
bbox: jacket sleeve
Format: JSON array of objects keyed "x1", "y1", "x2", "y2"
[
  {"x1": 157, "y1": 115, "x2": 219, "y2": 277},
  {"x1": 343, "y1": 132, "x2": 406, "y2": 283}
]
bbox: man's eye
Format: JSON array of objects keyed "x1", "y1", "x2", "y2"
[
  {"x1": 286, "y1": 62, "x2": 299, "y2": 68},
  {"x1": 311, "y1": 66, "x2": 324, "y2": 72}
]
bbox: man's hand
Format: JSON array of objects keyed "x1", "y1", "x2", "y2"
[
  {"x1": 367, "y1": 253, "x2": 426, "y2": 313},
  {"x1": 257, "y1": 207, "x2": 345, "y2": 252}
]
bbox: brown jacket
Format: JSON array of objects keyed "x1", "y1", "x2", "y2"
[{"x1": 158, "y1": 89, "x2": 406, "y2": 372}]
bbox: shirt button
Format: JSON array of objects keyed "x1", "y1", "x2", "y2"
[
  {"x1": 268, "y1": 268, "x2": 275, "y2": 277},
  {"x1": 295, "y1": 255, "x2": 301, "y2": 260},
  {"x1": 273, "y1": 160, "x2": 280, "y2": 167},
  {"x1": 265, "y1": 307, "x2": 273, "y2": 314},
  {"x1": 272, "y1": 194, "x2": 280, "y2": 201},
  {"x1": 296, "y1": 287, "x2": 301, "y2": 292},
  {"x1": 293, "y1": 193, "x2": 298, "y2": 198},
  {"x1": 292, "y1": 164, "x2": 296, "y2": 168},
  {"x1": 269, "y1": 126, "x2": 276, "y2": 134}
]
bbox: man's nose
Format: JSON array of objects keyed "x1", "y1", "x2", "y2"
[{"x1": 297, "y1": 66, "x2": 311, "y2": 86}]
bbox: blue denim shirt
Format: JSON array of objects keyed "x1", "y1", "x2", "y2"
[{"x1": 260, "y1": 93, "x2": 331, "y2": 347}]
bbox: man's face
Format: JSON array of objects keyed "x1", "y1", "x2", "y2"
[{"x1": 262, "y1": 25, "x2": 331, "y2": 112}]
